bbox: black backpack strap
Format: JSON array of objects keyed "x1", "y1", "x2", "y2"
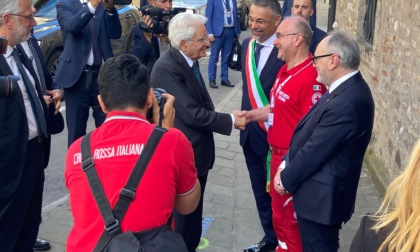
[
  {"x1": 93, "y1": 126, "x2": 168, "y2": 251},
  {"x1": 81, "y1": 132, "x2": 120, "y2": 237}
]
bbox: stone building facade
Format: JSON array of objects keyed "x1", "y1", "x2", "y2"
[{"x1": 332, "y1": 0, "x2": 420, "y2": 194}]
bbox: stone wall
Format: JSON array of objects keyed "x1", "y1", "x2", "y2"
[{"x1": 332, "y1": 0, "x2": 420, "y2": 194}]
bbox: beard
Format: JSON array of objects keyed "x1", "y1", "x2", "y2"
[{"x1": 11, "y1": 23, "x2": 31, "y2": 45}]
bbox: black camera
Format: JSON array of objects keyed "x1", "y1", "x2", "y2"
[
  {"x1": 0, "y1": 76, "x2": 20, "y2": 99},
  {"x1": 139, "y1": 5, "x2": 186, "y2": 34},
  {"x1": 1, "y1": 36, "x2": 7, "y2": 54},
  {"x1": 147, "y1": 88, "x2": 167, "y2": 126}
]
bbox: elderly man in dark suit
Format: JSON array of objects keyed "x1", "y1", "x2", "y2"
[
  {"x1": 0, "y1": 0, "x2": 54, "y2": 250},
  {"x1": 274, "y1": 31, "x2": 375, "y2": 251},
  {"x1": 150, "y1": 12, "x2": 244, "y2": 252},
  {"x1": 240, "y1": 0, "x2": 283, "y2": 251},
  {"x1": 18, "y1": 33, "x2": 63, "y2": 252},
  {"x1": 55, "y1": 0, "x2": 121, "y2": 146}
]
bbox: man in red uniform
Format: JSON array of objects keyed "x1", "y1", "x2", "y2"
[
  {"x1": 239, "y1": 16, "x2": 327, "y2": 251},
  {"x1": 65, "y1": 54, "x2": 201, "y2": 251}
]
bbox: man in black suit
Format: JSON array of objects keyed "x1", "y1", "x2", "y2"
[
  {"x1": 240, "y1": 0, "x2": 283, "y2": 251},
  {"x1": 274, "y1": 31, "x2": 375, "y2": 251},
  {"x1": 18, "y1": 34, "x2": 63, "y2": 252},
  {"x1": 291, "y1": 0, "x2": 326, "y2": 53},
  {"x1": 150, "y1": 12, "x2": 245, "y2": 252},
  {"x1": 131, "y1": 0, "x2": 172, "y2": 74},
  {"x1": 55, "y1": 0, "x2": 122, "y2": 146},
  {"x1": 0, "y1": 0, "x2": 53, "y2": 250}
]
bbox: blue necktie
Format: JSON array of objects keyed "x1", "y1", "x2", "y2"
[
  {"x1": 192, "y1": 62, "x2": 205, "y2": 92},
  {"x1": 254, "y1": 43, "x2": 264, "y2": 68},
  {"x1": 224, "y1": 0, "x2": 232, "y2": 25},
  {"x1": 12, "y1": 48, "x2": 48, "y2": 138}
]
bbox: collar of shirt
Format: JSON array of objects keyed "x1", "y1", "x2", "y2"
[
  {"x1": 179, "y1": 50, "x2": 194, "y2": 67},
  {"x1": 328, "y1": 70, "x2": 359, "y2": 94},
  {"x1": 4, "y1": 45, "x2": 13, "y2": 58},
  {"x1": 104, "y1": 110, "x2": 149, "y2": 124},
  {"x1": 282, "y1": 54, "x2": 313, "y2": 77},
  {"x1": 257, "y1": 33, "x2": 276, "y2": 48}
]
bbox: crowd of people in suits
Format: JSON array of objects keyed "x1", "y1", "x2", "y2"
[{"x1": 2, "y1": 0, "x2": 417, "y2": 251}]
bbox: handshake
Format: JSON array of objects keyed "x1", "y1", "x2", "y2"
[{"x1": 233, "y1": 110, "x2": 250, "y2": 130}]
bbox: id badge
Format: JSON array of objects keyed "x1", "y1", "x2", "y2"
[
  {"x1": 226, "y1": 10, "x2": 231, "y2": 18},
  {"x1": 268, "y1": 112, "x2": 274, "y2": 126}
]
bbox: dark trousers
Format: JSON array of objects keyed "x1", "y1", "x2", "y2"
[
  {"x1": 297, "y1": 215, "x2": 342, "y2": 252},
  {"x1": 64, "y1": 70, "x2": 106, "y2": 147},
  {"x1": 174, "y1": 173, "x2": 208, "y2": 252},
  {"x1": 242, "y1": 140, "x2": 277, "y2": 245},
  {"x1": 208, "y1": 28, "x2": 235, "y2": 81},
  {"x1": 0, "y1": 138, "x2": 45, "y2": 252}
]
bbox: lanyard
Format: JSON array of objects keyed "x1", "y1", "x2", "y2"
[{"x1": 270, "y1": 61, "x2": 312, "y2": 107}]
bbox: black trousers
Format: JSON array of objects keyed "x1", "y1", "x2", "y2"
[
  {"x1": 64, "y1": 69, "x2": 106, "y2": 147},
  {"x1": 297, "y1": 215, "x2": 342, "y2": 252},
  {"x1": 0, "y1": 138, "x2": 45, "y2": 252},
  {"x1": 174, "y1": 173, "x2": 208, "y2": 252}
]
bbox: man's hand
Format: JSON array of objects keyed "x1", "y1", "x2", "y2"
[
  {"x1": 47, "y1": 89, "x2": 62, "y2": 114},
  {"x1": 152, "y1": 93, "x2": 175, "y2": 129},
  {"x1": 98, "y1": 0, "x2": 115, "y2": 12},
  {"x1": 273, "y1": 168, "x2": 287, "y2": 194},
  {"x1": 208, "y1": 34, "x2": 215, "y2": 43},
  {"x1": 141, "y1": 15, "x2": 154, "y2": 42},
  {"x1": 233, "y1": 110, "x2": 247, "y2": 130}
]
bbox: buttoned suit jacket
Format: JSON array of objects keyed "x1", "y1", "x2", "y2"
[
  {"x1": 239, "y1": 37, "x2": 285, "y2": 155},
  {"x1": 282, "y1": 72, "x2": 374, "y2": 225},
  {"x1": 150, "y1": 47, "x2": 233, "y2": 176},
  {"x1": 0, "y1": 50, "x2": 50, "y2": 200},
  {"x1": 54, "y1": 0, "x2": 122, "y2": 87},
  {"x1": 205, "y1": 0, "x2": 240, "y2": 37}
]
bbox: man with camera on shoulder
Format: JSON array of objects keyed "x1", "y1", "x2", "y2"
[
  {"x1": 132, "y1": 0, "x2": 173, "y2": 74},
  {"x1": 55, "y1": 0, "x2": 122, "y2": 147},
  {"x1": 65, "y1": 54, "x2": 201, "y2": 251}
]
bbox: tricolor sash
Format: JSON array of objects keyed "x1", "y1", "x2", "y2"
[{"x1": 245, "y1": 38, "x2": 269, "y2": 132}]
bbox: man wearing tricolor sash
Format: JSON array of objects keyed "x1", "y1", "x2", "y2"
[
  {"x1": 240, "y1": 16, "x2": 327, "y2": 251},
  {"x1": 240, "y1": 0, "x2": 283, "y2": 251}
]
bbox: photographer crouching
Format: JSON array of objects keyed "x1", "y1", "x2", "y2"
[
  {"x1": 65, "y1": 54, "x2": 200, "y2": 251},
  {"x1": 132, "y1": 0, "x2": 183, "y2": 74}
]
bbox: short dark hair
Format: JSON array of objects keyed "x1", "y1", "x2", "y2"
[
  {"x1": 252, "y1": 0, "x2": 282, "y2": 17},
  {"x1": 98, "y1": 54, "x2": 150, "y2": 111}
]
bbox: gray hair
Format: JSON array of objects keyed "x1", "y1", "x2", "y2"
[
  {"x1": 252, "y1": 0, "x2": 282, "y2": 18},
  {"x1": 0, "y1": 0, "x2": 21, "y2": 26},
  {"x1": 285, "y1": 16, "x2": 312, "y2": 47},
  {"x1": 168, "y1": 12, "x2": 207, "y2": 49},
  {"x1": 326, "y1": 31, "x2": 360, "y2": 70}
]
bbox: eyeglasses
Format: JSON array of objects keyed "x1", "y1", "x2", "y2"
[
  {"x1": 9, "y1": 13, "x2": 35, "y2": 20},
  {"x1": 275, "y1": 32, "x2": 299, "y2": 39},
  {"x1": 189, "y1": 35, "x2": 209, "y2": 44},
  {"x1": 312, "y1": 53, "x2": 335, "y2": 64},
  {"x1": 248, "y1": 16, "x2": 273, "y2": 26}
]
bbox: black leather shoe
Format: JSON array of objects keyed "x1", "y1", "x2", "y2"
[
  {"x1": 221, "y1": 80, "x2": 234, "y2": 87},
  {"x1": 209, "y1": 80, "x2": 218, "y2": 88},
  {"x1": 34, "y1": 239, "x2": 51, "y2": 251},
  {"x1": 244, "y1": 241, "x2": 277, "y2": 252}
]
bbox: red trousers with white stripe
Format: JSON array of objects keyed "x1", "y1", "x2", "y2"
[{"x1": 270, "y1": 150, "x2": 302, "y2": 252}]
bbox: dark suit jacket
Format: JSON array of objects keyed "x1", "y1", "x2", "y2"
[
  {"x1": 131, "y1": 24, "x2": 160, "y2": 74},
  {"x1": 239, "y1": 37, "x2": 284, "y2": 155},
  {"x1": 350, "y1": 215, "x2": 391, "y2": 252},
  {"x1": 282, "y1": 72, "x2": 375, "y2": 225},
  {"x1": 150, "y1": 47, "x2": 233, "y2": 176},
  {"x1": 205, "y1": 0, "x2": 240, "y2": 37},
  {"x1": 310, "y1": 25, "x2": 326, "y2": 54},
  {"x1": 0, "y1": 50, "x2": 50, "y2": 199},
  {"x1": 54, "y1": 0, "x2": 122, "y2": 87}
]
